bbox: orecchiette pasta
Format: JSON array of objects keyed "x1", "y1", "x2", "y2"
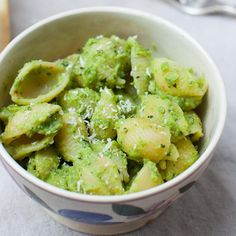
[
  {"x1": 148, "y1": 80, "x2": 203, "y2": 111},
  {"x1": 76, "y1": 36, "x2": 131, "y2": 90},
  {"x1": 137, "y1": 95, "x2": 188, "y2": 141},
  {"x1": 91, "y1": 140, "x2": 129, "y2": 183},
  {"x1": 117, "y1": 117, "x2": 171, "y2": 163},
  {"x1": 152, "y1": 58, "x2": 208, "y2": 97},
  {"x1": 27, "y1": 146, "x2": 60, "y2": 180},
  {"x1": 184, "y1": 111, "x2": 203, "y2": 141},
  {"x1": 160, "y1": 138, "x2": 198, "y2": 181},
  {"x1": 90, "y1": 88, "x2": 119, "y2": 139},
  {"x1": 128, "y1": 160, "x2": 163, "y2": 193},
  {"x1": 6, "y1": 134, "x2": 55, "y2": 160},
  {"x1": 55, "y1": 113, "x2": 92, "y2": 163},
  {"x1": 2, "y1": 103, "x2": 61, "y2": 144},
  {"x1": 58, "y1": 88, "x2": 99, "y2": 119},
  {"x1": 10, "y1": 60, "x2": 70, "y2": 105},
  {"x1": 80, "y1": 156, "x2": 124, "y2": 195},
  {"x1": 0, "y1": 35, "x2": 207, "y2": 195}
]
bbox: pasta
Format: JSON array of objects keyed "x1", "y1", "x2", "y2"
[
  {"x1": 46, "y1": 164, "x2": 81, "y2": 191},
  {"x1": 128, "y1": 160, "x2": 163, "y2": 193},
  {"x1": 80, "y1": 156, "x2": 124, "y2": 195},
  {"x1": 152, "y1": 58, "x2": 208, "y2": 97},
  {"x1": 160, "y1": 138, "x2": 198, "y2": 181},
  {"x1": 58, "y1": 88, "x2": 99, "y2": 119},
  {"x1": 27, "y1": 146, "x2": 60, "y2": 180},
  {"x1": 116, "y1": 117, "x2": 171, "y2": 163},
  {"x1": 148, "y1": 80, "x2": 203, "y2": 111},
  {"x1": 74, "y1": 36, "x2": 131, "y2": 90},
  {"x1": 130, "y1": 37, "x2": 152, "y2": 95},
  {"x1": 137, "y1": 95, "x2": 188, "y2": 142},
  {"x1": 90, "y1": 88, "x2": 119, "y2": 139},
  {"x1": 0, "y1": 104, "x2": 23, "y2": 124},
  {"x1": 0, "y1": 35, "x2": 207, "y2": 195},
  {"x1": 6, "y1": 134, "x2": 55, "y2": 160},
  {"x1": 10, "y1": 61, "x2": 70, "y2": 105},
  {"x1": 184, "y1": 111, "x2": 203, "y2": 141},
  {"x1": 2, "y1": 103, "x2": 61, "y2": 144},
  {"x1": 91, "y1": 140, "x2": 129, "y2": 183},
  {"x1": 54, "y1": 113, "x2": 90, "y2": 163}
]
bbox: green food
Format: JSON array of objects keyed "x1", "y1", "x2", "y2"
[
  {"x1": 10, "y1": 60, "x2": 70, "y2": 105},
  {"x1": 129, "y1": 37, "x2": 152, "y2": 95},
  {"x1": 160, "y1": 138, "x2": 198, "y2": 181},
  {"x1": 90, "y1": 88, "x2": 119, "y2": 139},
  {"x1": 58, "y1": 88, "x2": 99, "y2": 119},
  {"x1": 128, "y1": 160, "x2": 163, "y2": 193},
  {"x1": 0, "y1": 104, "x2": 24, "y2": 124},
  {"x1": 137, "y1": 95, "x2": 188, "y2": 142},
  {"x1": 54, "y1": 112, "x2": 91, "y2": 163},
  {"x1": 0, "y1": 35, "x2": 207, "y2": 195},
  {"x1": 151, "y1": 58, "x2": 207, "y2": 97},
  {"x1": 75, "y1": 35, "x2": 131, "y2": 90},
  {"x1": 27, "y1": 146, "x2": 60, "y2": 180},
  {"x1": 116, "y1": 117, "x2": 171, "y2": 163}
]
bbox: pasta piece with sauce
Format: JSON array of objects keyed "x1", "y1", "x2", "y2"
[
  {"x1": 55, "y1": 113, "x2": 94, "y2": 163},
  {"x1": 116, "y1": 117, "x2": 171, "y2": 163},
  {"x1": 137, "y1": 95, "x2": 188, "y2": 142},
  {"x1": 152, "y1": 58, "x2": 207, "y2": 98},
  {"x1": 90, "y1": 88, "x2": 119, "y2": 139},
  {"x1": 10, "y1": 61, "x2": 70, "y2": 105},
  {"x1": 128, "y1": 160, "x2": 163, "y2": 193},
  {"x1": 1, "y1": 103, "x2": 62, "y2": 160}
]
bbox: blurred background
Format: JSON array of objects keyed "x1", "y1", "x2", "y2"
[{"x1": 1, "y1": 0, "x2": 236, "y2": 236}]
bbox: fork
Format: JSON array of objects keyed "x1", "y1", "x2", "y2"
[{"x1": 166, "y1": 0, "x2": 236, "y2": 16}]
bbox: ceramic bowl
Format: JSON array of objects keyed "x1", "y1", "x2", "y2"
[{"x1": 0, "y1": 7, "x2": 226, "y2": 235}]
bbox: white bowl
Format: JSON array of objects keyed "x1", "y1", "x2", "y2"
[{"x1": 0, "y1": 7, "x2": 226, "y2": 235}]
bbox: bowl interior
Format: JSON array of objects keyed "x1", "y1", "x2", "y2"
[{"x1": 0, "y1": 8, "x2": 224, "y2": 174}]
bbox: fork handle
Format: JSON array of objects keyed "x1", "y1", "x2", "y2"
[{"x1": 215, "y1": 2, "x2": 236, "y2": 16}]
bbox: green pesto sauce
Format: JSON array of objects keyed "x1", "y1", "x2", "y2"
[{"x1": 0, "y1": 35, "x2": 207, "y2": 196}]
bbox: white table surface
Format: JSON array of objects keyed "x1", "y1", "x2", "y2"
[{"x1": 1, "y1": 0, "x2": 236, "y2": 235}]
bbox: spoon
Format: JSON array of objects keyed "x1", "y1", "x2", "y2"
[{"x1": 166, "y1": 0, "x2": 236, "y2": 16}]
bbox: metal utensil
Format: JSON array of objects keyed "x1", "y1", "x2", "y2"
[
  {"x1": 166, "y1": 0, "x2": 236, "y2": 16},
  {"x1": 0, "y1": 0, "x2": 10, "y2": 51}
]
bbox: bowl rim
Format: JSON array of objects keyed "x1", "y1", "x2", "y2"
[{"x1": 0, "y1": 6, "x2": 227, "y2": 203}]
